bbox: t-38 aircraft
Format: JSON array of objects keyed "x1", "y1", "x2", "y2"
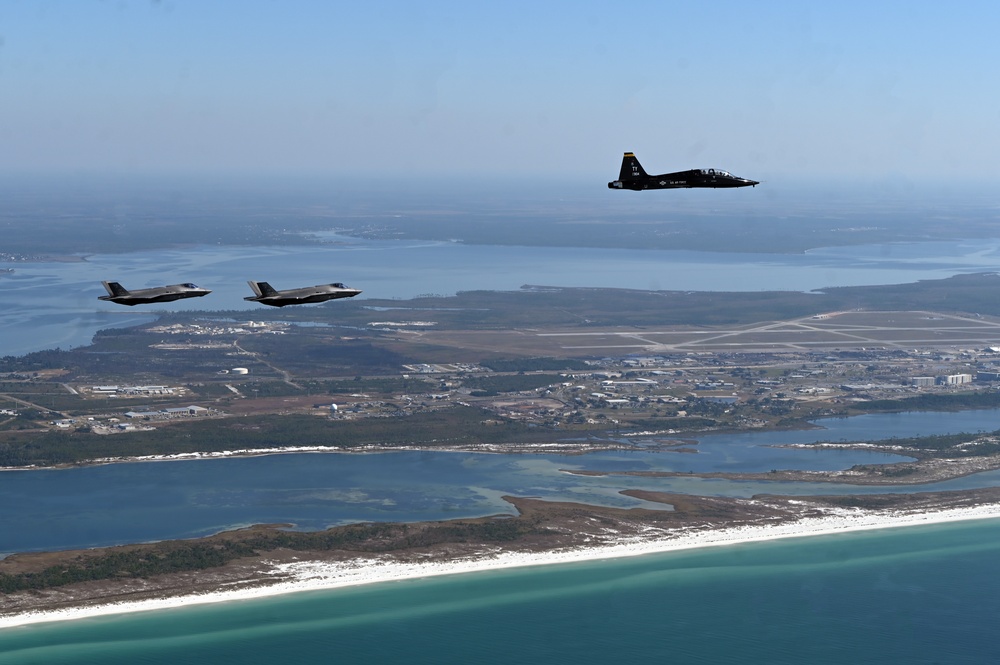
[{"x1": 608, "y1": 152, "x2": 758, "y2": 190}]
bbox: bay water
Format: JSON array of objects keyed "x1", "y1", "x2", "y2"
[
  {"x1": 6, "y1": 408, "x2": 1000, "y2": 555},
  {"x1": 7, "y1": 236, "x2": 1000, "y2": 355}
]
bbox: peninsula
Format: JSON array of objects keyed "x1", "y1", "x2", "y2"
[{"x1": 7, "y1": 277, "x2": 1000, "y2": 625}]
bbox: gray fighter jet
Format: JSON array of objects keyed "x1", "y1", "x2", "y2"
[
  {"x1": 244, "y1": 281, "x2": 362, "y2": 307},
  {"x1": 98, "y1": 281, "x2": 212, "y2": 306}
]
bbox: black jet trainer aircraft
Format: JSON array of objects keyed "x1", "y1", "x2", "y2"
[{"x1": 608, "y1": 152, "x2": 758, "y2": 190}]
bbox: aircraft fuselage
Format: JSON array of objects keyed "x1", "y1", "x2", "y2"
[
  {"x1": 98, "y1": 282, "x2": 211, "y2": 306},
  {"x1": 609, "y1": 168, "x2": 758, "y2": 190},
  {"x1": 608, "y1": 152, "x2": 758, "y2": 190},
  {"x1": 244, "y1": 281, "x2": 362, "y2": 307}
]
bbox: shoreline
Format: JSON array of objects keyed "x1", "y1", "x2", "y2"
[
  {"x1": 4, "y1": 503, "x2": 1000, "y2": 630},
  {"x1": 0, "y1": 441, "x2": 634, "y2": 472}
]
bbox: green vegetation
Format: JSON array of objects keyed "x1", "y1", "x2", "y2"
[
  {"x1": 315, "y1": 378, "x2": 421, "y2": 394},
  {"x1": 462, "y1": 374, "x2": 563, "y2": 396},
  {"x1": 0, "y1": 518, "x2": 547, "y2": 593},
  {"x1": 0, "y1": 334, "x2": 259, "y2": 382},
  {"x1": 848, "y1": 390, "x2": 1000, "y2": 414},
  {"x1": 229, "y1": 334, "x2": 412, "y2": 377},
  {"x1": 481, "y1": 358, "x2": 590, "y2": 372},
  {"x1": 0, "y1": 382, "x2": 67, "y2": 394},
  {"x1": 625, "y1": 416, "x2": 719, "y2": 430},
  {"x1": 188, "y1": 383, "x2": 242, "y2": 398},
  {"x1": 0, "y1": 407, "x2": 559, "y2": 467},
  {"x1": 812, "y1": 495, "x2": 919, "y2": 510},
  {"x1": 0, "y1": 349, "x2": 78, "y2": 374},
  {"x1": 226, "y1": 272, "x2": 1000, "y2": 329},
  {"x1": 0, "y1": 542, "x2": 256, "y2": 593},
  {"x1": 811, "y1": 429, "x2": 1000, "y2": 460},
  {"x1": 228, "y1": 381, "x2": 305, "y2": 398}
]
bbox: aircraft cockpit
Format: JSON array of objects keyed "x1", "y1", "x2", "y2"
[{"x1": 182, "y1": 283, "x2": 201, "y2": 289}]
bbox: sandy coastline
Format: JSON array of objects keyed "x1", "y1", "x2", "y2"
[
  {"x1": 0, "y1": 442, "x2": 627, "y2": 472},
  {"x1": 4, "y1": 503, "x2": 1000, "y2": 630}
]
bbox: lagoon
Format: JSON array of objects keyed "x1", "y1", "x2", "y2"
[{"x1": 4, "y1": 408, "x2": 1000, "y2": 556}]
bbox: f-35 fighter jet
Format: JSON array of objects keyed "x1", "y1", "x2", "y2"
[
  {"x1": 98, "y1": 281, "x2": 212, "y2": 306},
  {"x1": 608, "y1": 152, "x2": 758, "y2": 190},
  {"x1": 244, "y1": 281, "x2": 362, "y2": 307}
]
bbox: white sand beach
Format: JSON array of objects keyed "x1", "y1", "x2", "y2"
[{"x1": 4, "y1": 503, "x2": 1000, "y2": 630}]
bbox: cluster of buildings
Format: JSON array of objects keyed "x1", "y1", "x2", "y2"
[
  {"x1": 409, "y1": 346, "x2": 1000, "y2": 427},
  {"x1": 402, "y1": 363, "x2": 486, "y2": 374},
  {"x1": 124, "y1": 405, "x2": 210, "y2": 419},
  {"x1": 910, "y1": 374, "x2": 974, "y2": 387},
  {"x1": 146, "y1": 321, "x2": 288, "y2": 336},
  {"x1": 49, "y1": 405, "x2": 213, "y2": 433},
  {"x1": 89, "y1": 385, "x2": 179, "y2": 397}
]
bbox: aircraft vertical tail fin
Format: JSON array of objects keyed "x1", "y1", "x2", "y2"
[
  {"x1": 619, "y1": 152, "x2": 647, "y2": 181},
  {"x1": 102, "y1": 281, "x2": 130, "y2": 297},
  {"x1": 248, "y1": 281, "x2": 278, "y2": 297}
]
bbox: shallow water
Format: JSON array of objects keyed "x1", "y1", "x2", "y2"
[
  {"x1": 3, "y1": 408, "x2": 1000, "y2": 555},
  {"x1": 3, "y1": 518, "x2": 1000, "y2": 664}
]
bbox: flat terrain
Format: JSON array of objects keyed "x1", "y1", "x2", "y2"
[{"x1": 399, "y1": 310, "x2": 1000, "y2": 356}]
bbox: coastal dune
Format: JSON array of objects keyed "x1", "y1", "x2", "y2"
[{"x1": 4, "y1": 503, "x2": 1000, "y2": 630}]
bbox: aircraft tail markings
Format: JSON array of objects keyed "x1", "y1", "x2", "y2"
[
  {"x1": 619, "y1": 152, "x2": 648, "y2": 181},
  {"x1": 102, "y1": 281, "x2": 130, "y2": 297},
  {"x1": 247, "y1": 281, "x2": 279, "y2": 297}
]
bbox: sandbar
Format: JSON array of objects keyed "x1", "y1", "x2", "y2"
[{"x1": 3, "y1": 502, "x2": 999, "y2": 630}]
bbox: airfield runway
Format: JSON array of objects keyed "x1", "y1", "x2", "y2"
[{"x1": 413, "y1": 311, "x2": 1000, "y2": 357}]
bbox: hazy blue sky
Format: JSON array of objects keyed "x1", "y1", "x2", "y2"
[{"x1": 1, "y1": 1, "x2": 998, "y2": 182}]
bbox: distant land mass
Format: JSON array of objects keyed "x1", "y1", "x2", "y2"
[
  {"x1": 1, "y1": 176, "x2": 998, "y2": 256},
  {"x1": 5, "y1": 272, "x2": 1000, "y2": 470},
  {"x1": 171, "y1": 272, "x2": 1000, "y2": 329},
  {"x1": 7, "y1": 268, "x2": 1000, "y2": 622}
]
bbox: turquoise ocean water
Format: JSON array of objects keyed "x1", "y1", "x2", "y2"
[{"x1": 3, "y1": 518, "x2": 999, "y2": 664}]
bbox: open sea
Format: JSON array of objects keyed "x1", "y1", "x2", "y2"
[{"x1": 2, "y1": 518, "x2": 1000, "y2": 664}]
